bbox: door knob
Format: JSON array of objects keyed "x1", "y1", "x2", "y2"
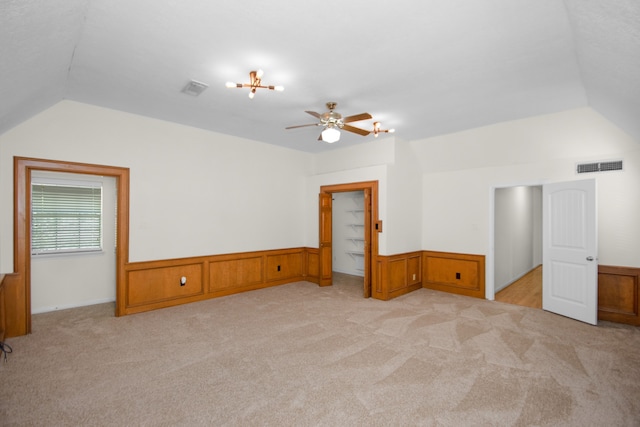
[{"x1": 586, "y1": 256, "x2": 594, "y2": 261}]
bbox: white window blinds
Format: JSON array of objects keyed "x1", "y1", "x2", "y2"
[{"x1": 31, "y1": 181, "x2": 103, "y2": 255}]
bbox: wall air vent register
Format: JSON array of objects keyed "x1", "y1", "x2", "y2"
[{"x1": 576, "y1": 160, "x2": 623, "y2": 174}]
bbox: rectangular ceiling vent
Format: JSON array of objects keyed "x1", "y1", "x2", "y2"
[
  {"x1": 576, "y1": 160, "x2": 623, "y2": 174},
  {"x1": 182, "y1": 80, "x2": 209, "y2": 96}
]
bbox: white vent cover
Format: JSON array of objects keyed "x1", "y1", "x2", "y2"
[
  {"x1": 182, "y1": 80, "x2": 209, "y2": 96},
  {"x1": 576, "y1": 160, "x2": 623, "y2": 174}
]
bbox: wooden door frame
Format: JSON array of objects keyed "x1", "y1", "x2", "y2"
[
  {"x1": 319, "y1": 181, "x2": 379, "y2": 297},
  {"x1": 11, "y1": 157, "x2": 130, "y2": 336}
]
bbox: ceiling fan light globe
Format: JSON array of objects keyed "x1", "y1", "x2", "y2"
[
  {"x1": 225, "y1": 81, "x2": 237, "y2": 88},
  {"x1": 248, "y1": 91, "x2": 255, "y2": 99},
  {"x1": 274, "y1": 86, "x2": 284, "y2": 92},
  {"x1": 322, "y1": 127, "x2": 340, "y2": 143}
]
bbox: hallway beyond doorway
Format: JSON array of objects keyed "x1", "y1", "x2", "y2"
[{"x1": 495, "y1": 265, "x2": 542, "y2": 309}]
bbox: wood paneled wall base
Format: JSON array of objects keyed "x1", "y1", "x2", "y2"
[
  {"x1": 598, "y1": 265, "x2": 640, "y2": 326},
  {"x1": 124, "y1": 248, "x2": 318, "y2": 315},
  {"x1": 0, "y1": 274, "x2": 6, "y2": 342},
  {"x1": 1, "y1": 273, "x2": 21, "y2": 338},
  {"x1": 374, "y1": 252, "x2": 422, "y2": 300},
  {"x1": 422, "y1": 251, "x2": 485, "y2": 299}
]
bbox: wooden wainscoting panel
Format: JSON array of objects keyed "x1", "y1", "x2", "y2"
[
  {"x1": 305, "y1": 248, "x2": 320, "y2": 284},
  {"x1": 266, "y1": 251, "x2": 303, "y2": 282},
  {"x1": 374, "y1": 252, "x2": 423, "y2": 300},
  {"x1": 0, "y1": 273, "x2": 25, "y2": 338},
  {"x1": 598, "y1": 265, "x2": 640, "y2": 325},
  {"x1": 407, "y1": 255, "x2": 421, "y2": 285},
  {"x1": 127, "y1": 263, "x2": 204, "y2": 308},
  {"x1": 209, "y1": 256, "x2": 263, "y2": 292},
  {"x1": 388, "y1": 259, "x2": 408, "y2": 292},
  {"x1": 0, "y1": 274, "x2": 5, "y2": 342},
  {"x1": 423, "y1": 251, "x2": 485, "y2": 299}
]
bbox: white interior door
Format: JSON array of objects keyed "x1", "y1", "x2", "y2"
[{"x1": 542, "y1": 179, "x2": 597, "y2": 324}]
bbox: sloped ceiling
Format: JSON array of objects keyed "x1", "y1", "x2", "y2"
[{"x1": 1, "y1": 0, "x2": 638, "y2": 153}]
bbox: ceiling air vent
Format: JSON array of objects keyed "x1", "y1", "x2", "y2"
[
  {"x1": 576, "y1": 160, "x2": 623, "y2": 174},
  {"x1": 182, "y1": 80, "x2": 209, "y2": 96}
]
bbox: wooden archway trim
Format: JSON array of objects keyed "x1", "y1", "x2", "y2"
[
  {"x1": 319, "y1": 180, "x2": 379, "y2": 297},
  {"x1": 9, "y1": 157, "x2": 130, "y2": 336}
]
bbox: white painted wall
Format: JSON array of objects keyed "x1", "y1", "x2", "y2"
[
  {"x1": 305, "y1": 137, "x2": 390, "y2": 253},
  {"x1": 1, "y1": 102, "x2": 638, "y2": 311},
  {"x1": 0, "y1": 100, "x2": 312, "y2": 271},
  {"x1": 415, "y1": 108, "x2": 640, "y2": 297},
  {"x1": 386, "y1": 137, "x2": 423, "y2": 254}
]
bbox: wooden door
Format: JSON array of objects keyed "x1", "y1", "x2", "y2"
[
  {"x1": 363, "y1": 188, "x2": 372, "y2": 297},
  {"x1": 319, "y1": 192, "x2": 333, "y2": 287},
  {"x1": 542, "y1": 179, "x2": 598, "y2": 325}
]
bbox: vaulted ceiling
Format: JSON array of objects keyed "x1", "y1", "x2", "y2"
[{"x1": 1, "y1": 0, "x2": 639, "y2": 153}]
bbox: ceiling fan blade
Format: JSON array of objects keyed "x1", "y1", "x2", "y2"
[
  {"x1": 285, "y1": 123, "x2": 320, "y2": 129},
  {"x1": 343, "y1": 112, "x2": 372, "y2": 123},
  {"x1": 305, "y1": 111, "x2": 322, "y2": 119},
  {"x1": 342, "y1": 124, "x2": 371, "y2": 136}
]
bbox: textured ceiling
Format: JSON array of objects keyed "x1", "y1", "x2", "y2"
[{"x1": 1, "y1": 0, "x2": 639, "y2": 153}]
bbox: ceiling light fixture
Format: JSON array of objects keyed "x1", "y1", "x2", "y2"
[
  {"x1": 321, "y1": 126, "x2": 340, "y2": 143},
  {"x1": 373, "y1": 121, "x2": 395, "y2": 137},
  {"x1": 225, "y1": 69, "x2": 284, "y2": 99}
]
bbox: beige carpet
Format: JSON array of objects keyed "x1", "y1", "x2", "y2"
[{"x1": 2, "y1": 273, "x2": 640, "y2": 426}]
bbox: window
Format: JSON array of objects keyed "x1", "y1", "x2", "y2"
[{"x1": 31, "y1": 179, "x2": 103, "y2": 255}]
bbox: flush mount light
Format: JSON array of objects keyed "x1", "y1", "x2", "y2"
[{"x1": 225, "y1": 69, "x2": 284, "y2": 99}]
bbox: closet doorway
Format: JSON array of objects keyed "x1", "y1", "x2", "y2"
[{"x1": 319, "y1": 181, "x2": 379, "y2": 297}]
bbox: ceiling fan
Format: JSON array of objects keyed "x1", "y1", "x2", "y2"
[{"x1": 285, "y1": 102, "x2": 372, "y2": 143}]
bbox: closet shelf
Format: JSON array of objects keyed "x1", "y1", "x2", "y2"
[
  {"x1": 346, "y1": 251, "x2": 365, "y2": 258},
  {"x1": 348, "y1": 224, "x2": 364, "y2": 232}
]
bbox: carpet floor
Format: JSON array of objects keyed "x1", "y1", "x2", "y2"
[{"x1": 2, "y1": 274, "x2": 640, "y2": 426}]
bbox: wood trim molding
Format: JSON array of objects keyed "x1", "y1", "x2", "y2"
[
  {"x1": 10, "y1": 157, "x2": 130, "y2": 337},
  {"x1": 319, "y1": 181, "x2": 379, "y2": 297}
]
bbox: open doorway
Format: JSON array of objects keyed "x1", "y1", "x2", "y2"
[
  {"x1": 331, "y1": 191, "x2": 365, "y2": 294},
  {"x1": 319, "y1": 181, "x2": 379, "y2": 298},
  {"x1": 13, "y1": 157, "x2": 129, "y2": 336},
  {"x1": 30, "y1": 171, "x2": 117, "y2": 314},
  {"x1": 493, "y1": 185, "x2": 542, "y2": 309},
  {"x1": 491, "y1": 180, "x2": 598, "y2": 324}
]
